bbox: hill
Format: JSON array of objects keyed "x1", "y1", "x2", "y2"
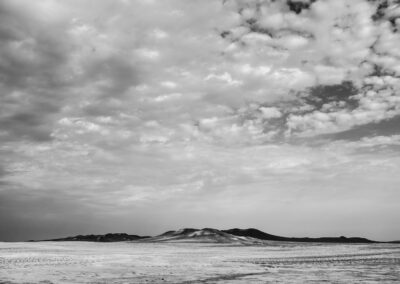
[
  {"x1": 143, "y1": 228, "x2": 261, "y2": 244},
  {"x1": 33, "y1": 228, "x2": 382, "y2": 243},
  {"x1": 43, "y1": 233, "x2": 149, "y2": 242},
  {"x1": 223, "y1": 228, "x2": 377, "y2": 243}
]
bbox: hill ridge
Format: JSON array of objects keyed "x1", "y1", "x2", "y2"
[
  {"x1": 223, "y1": 228, "x2": 377, "y2": 243},
  {"x1": 142, "y1": 228, "x2": 261, "y2": 244},
  {"x1": 41, "y1": 233, "x2": 149, "y2": 242},
  {"x1": 34, "y1": 228, "x2": 381, "y2": 243}
]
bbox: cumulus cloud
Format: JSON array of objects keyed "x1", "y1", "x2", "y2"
[
  {"x1": 1, "y1": 0, "x2": 400, "y2": 240},
  {"x1": 260, "y1": 107, "x2": 283, "y2": 119}
]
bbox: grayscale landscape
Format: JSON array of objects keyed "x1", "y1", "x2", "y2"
[
  {"x1": 2, "y1": 228, "x2": 400, "y2": 283},
  {"x1": 1, "y1": 0, "x2": 400, "y2": 282}
]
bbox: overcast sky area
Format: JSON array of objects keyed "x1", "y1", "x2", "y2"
[{"x1": 1, "y1": 0, "x2": 400, "y2": 241}]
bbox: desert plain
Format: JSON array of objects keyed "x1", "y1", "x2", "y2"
[{"x1": 1, "y1": 241, "x2": 399, "y2": 283}]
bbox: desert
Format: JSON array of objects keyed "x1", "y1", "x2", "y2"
[{"x1": 1, "y1": 229, "x2": 400, "y2": 283}]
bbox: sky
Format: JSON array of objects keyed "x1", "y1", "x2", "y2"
[{"x1": 0, "y1": 0, "x2": 400, "y2": 242}]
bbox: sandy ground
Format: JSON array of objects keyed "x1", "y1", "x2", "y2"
[{"x1": 0, "y1": 241, "x2": 399, "y2": 283}]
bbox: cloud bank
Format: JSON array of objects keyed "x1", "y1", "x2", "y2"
[{"x1": 1, "y1": 0, "x2": 400, "y2": 241}]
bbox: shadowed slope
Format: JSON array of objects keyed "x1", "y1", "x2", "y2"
[
  {"x1": 41, "y1": 233, "x2": 149, "y2": 242},
  {"x1": 143, "y1": 228, "x2": 262, "y2": 244},
  {"x1": 223, "y1": 228, "x2": 377, "y2": 243}
]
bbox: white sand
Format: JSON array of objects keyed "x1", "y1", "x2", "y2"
[{"x1": 0, "y1": 241, "x2": 399, "y2": 283}]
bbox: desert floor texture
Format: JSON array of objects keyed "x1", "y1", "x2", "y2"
[{"x1": 1, "y1": 241, "x2": 400, "y2": 283}]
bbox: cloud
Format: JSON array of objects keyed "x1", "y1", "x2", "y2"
[
  {"x1": 259, "y1": 107, "x2": 283, "y2": 119},
  {"x1": 1, "y1": 0, "x2": 400, "y2": 241},
  {"x1": 286, "y1": 77, "x2": 400, "y2": 137}
]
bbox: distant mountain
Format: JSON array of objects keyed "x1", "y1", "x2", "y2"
[
  {"x1": 34, "y1": 228, "x2": 383, "y2": 243},
  {"x1": 44, "y1": 233, "x2": 149, "y2": 242},
  {"x1": 143, "y1": 228, "x2": 261, "y2": 244},
  {"x1": 223, "y1": 228, "x2": 377, "y2": 243},
  {"x1": 223, "y1": 228, "x2": 287, "y2": 241}
]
